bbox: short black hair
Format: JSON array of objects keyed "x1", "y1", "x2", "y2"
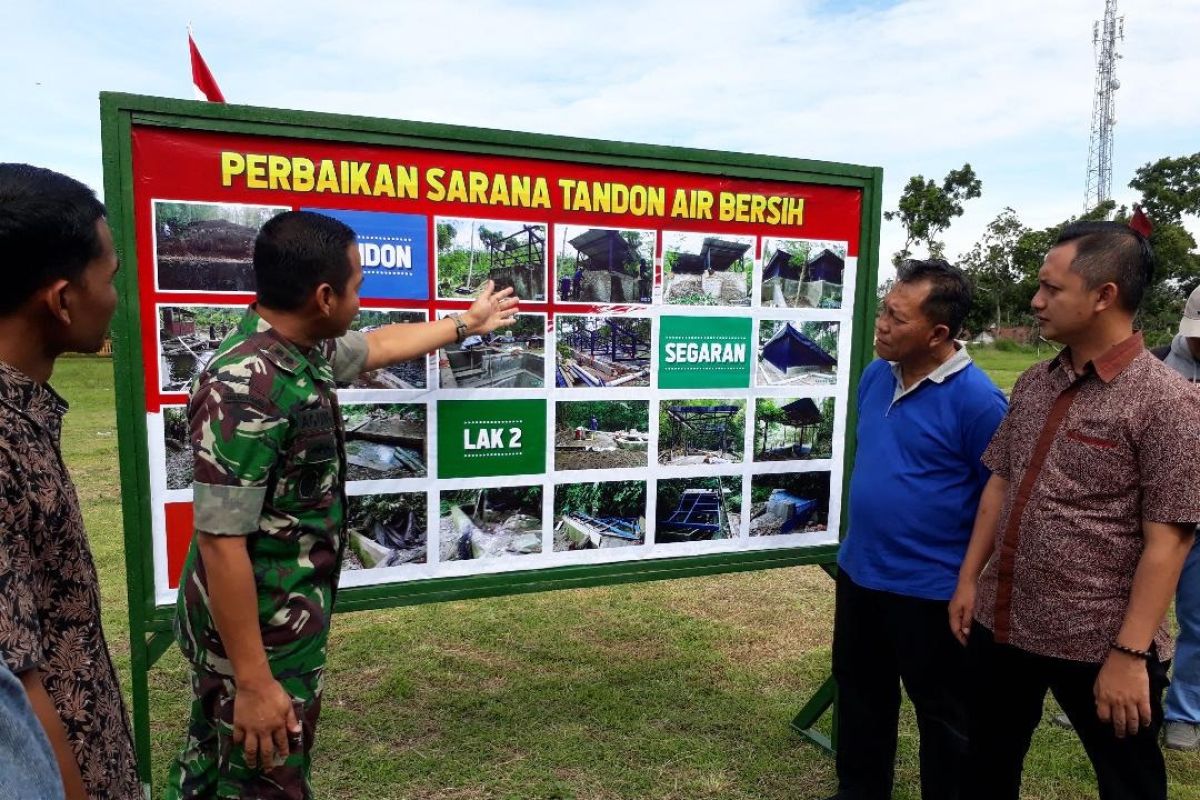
[
  {"x1": 253, "y1": 211, "x2": 357, "y2": 311},
  {"x1": 0, "y1": 164, "x2": 107, "y2": 315},
  {"x1": 895, "y1": 258, "x2": 972, "y2": 338},
  {"x1": 1054, "y1": 221, "x2": 1154, "y2": 311}
]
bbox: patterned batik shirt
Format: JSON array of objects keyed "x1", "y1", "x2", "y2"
[
  {"x1": 174, "y1": 307, "x2": 367, "y2": 679},
  {"x1": 975, "y1": 333, "x2": 1200, "y2": 663},
  {"x1": 0, "y1": 360, "x2": 140, "y2": 799}
]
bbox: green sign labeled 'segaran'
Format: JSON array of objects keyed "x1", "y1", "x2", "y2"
[
  {"x1": 437, "y1": 399, "x2": 547, "y2": 478},
  {"x1": 657, "y1": 316, "x2": 753, "y2": 389}
]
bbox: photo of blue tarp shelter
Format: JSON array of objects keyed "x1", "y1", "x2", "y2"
[{"x1": 761, "y1": 322, "x2": 837, "y2": 374}]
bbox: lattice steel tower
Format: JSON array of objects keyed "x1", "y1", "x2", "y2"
[{"x1": 1084, "y1": 1, "x2": 1124, "y2": 212}]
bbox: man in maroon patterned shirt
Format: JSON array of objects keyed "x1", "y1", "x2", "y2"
[
  {"x1": 949, "y1": 220, "x2": 1200, "y2": 800},
  {"x1": 0, "y1": 164, "x2": 141, "y2": 799}
]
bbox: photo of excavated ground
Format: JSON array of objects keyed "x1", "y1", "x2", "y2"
[
  {"x1": 344, "y1": 493, "x2": 427, "y2": 570},
  {"x1": 439, "y1": 488, "x2": 543, "y2": 561},
  {"x1": 555, "y1": 427, "x2": 648, "y2": 470},
  {"x1": 155, "y1": 202, "x2": 286, "y2": 292}
]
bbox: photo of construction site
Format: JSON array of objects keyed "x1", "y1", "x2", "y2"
[
  {"x1": 344, "y1": 492, "x2": 427, "y2": 570},
  {"x1": 157, "y1": 305, "x2": 243, "y2": 392},
  {"x1": 438, "y1": 313, "x2": 546, "y2": 389},
  {"x1": 555, "y1": 400, "x2": 649, "y2": 471},
  {"x1": 435, "y1": 217, "x2": 547, "y2": 301},
  {"x1": 555, "y1": 226, "x2": 654, "y2": 304},
  {"x1": 439, "y1": 486, "x2": 543, "y2": 561},
  {"x1": 154, "y1": 200, "x2": 286, "y2": 293},
  {"x1": 657, "y1": 400, "x2": 745, "y2": 466},
  {"x1": 753, "y1": 397, "x2": 835, "y2": 462},
  {"x1": 655, "y1": 476, "x2": 741, "y2": 544},
  {"x1": 748, "y1": 471, "x2": 831, "y2": 537},
  {"x1": 756, "y1": 320, "x2": 839, "y2": 387},
  {"x1": 348, "y1": 309, "x2": 429, "y2": 390},
  {"x1": 662, "y1": 232, "x2": 754, "y2": 306},
  {"x1": 162, "y1": 407, "x2": 191, "y2": 490},
  {"x1": 759, "y1": 238, "x2": 847, "y2": 309},
  {"x1": 341, "y1": 403, "x2": 427, "y2": 482},
  {"x1": 553, "y1": 480, "x2": 646, "y2": 551},
  {"x1": 554, "y1": 315, "x2": 651, "y2": 388}
]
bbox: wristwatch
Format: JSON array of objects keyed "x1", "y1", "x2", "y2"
[{"x1": 451, "y1": 314, "x2": 469, "y2": 343}]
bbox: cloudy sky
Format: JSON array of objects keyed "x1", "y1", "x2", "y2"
[{"x1": 3, "y1": 0, "x2": 1196, "y2": 275}]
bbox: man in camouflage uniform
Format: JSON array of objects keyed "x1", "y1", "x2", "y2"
[{"x1": 167, "y1": 211, "x2": 517, "y2": 799}]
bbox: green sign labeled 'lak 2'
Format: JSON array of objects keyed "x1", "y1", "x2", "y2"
[
  {"x1": 657, "y1": 316, "x2": 753, "y2": 389},
  {"x1": 437, "y1": 399, "x2": 547, "y2": 478}
]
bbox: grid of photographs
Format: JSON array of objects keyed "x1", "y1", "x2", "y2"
[{"x1": 144, "y1": 200, "x2": 855, "y2": 595}]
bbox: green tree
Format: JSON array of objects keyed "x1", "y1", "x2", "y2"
[
  {"x1": 436, "y1": 222, "x2": 457, "y2": 252},
  {"x1": 885, "y1": 164, "x2": 982, "y2": 265},
  {"x1": 1129, "y1": 153, "x2": 1200, "y2": 225},
  {"x1": 959, "y1": 208, "x2": 1035, "y2": 334}
]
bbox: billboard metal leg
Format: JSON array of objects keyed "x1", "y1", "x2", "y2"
[{"x1": 791, "y1": 562, "x2": 838, "y2": 756}]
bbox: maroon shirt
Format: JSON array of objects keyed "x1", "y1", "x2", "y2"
[
  {"x1": 975, "y1": 333, "x2": 1200, "y2": 663},
  {"x1": 0, "y1": 361, "x2": 140, "y2": 799}
]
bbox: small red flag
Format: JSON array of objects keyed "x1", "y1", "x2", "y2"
[
  {"x1": 1129, "y1": 205, "x2": 1153, "y2": 238},
  {"x1": 189, "y1": 32, "x2": 225, "y2": 103}
]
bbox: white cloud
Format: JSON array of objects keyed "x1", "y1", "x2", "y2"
[{"x1": 2, "y1": 0, "x2": 1197, "y2": 278}]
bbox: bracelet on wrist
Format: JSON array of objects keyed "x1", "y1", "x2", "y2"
[{"x1": 1111, "y1": 642, "x2": 1152, "y2": 661}]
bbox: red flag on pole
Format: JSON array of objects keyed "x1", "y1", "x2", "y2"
[
  {"x1": 189, "y1": 31, "x2": 225, "y2": 103},
  {"x1": 1129, "y1": 205, "x2": 1153, "y2": 238}
]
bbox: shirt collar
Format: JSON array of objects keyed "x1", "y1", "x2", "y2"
[
  {"x1": 0, "y1": 360, "x2": 68, "y2": 431},
  {"x1": 1050, "y1": 331, "x2": 1144, "y2": 384},
  {"x1": 242, "y1": 305, "x2": 332, "y2": 383},
  {"x1": 889, "y1": 345, "x2": 972, "y2": 402}
]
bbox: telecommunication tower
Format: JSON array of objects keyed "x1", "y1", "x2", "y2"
[{"x1": 1084, "y1": 1, "x2": 1124, "y2": 212}]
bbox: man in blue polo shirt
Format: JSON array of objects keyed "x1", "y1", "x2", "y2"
[{"x1": 828, "y1": 259, "x2": 1007, "y2": 800}]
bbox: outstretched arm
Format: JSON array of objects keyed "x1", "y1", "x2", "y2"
[{"x1": 362, "y1": 281, "x2": 519, "y2": 371}]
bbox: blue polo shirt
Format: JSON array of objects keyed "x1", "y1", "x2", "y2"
[{"x1": 838, "y1": 352, "x2": 1007, "y2": 601}]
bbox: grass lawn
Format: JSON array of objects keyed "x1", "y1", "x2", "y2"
[{"x1": 55, "y1": 356, "x2": 1200, "y2": 800}]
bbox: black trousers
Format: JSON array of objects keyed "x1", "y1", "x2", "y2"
[
  {"x1": 965, "y1": 622, "x2": 1170, "y2": 800},
  {"x1": 832, "y1": 571, "x2": 968, "y2": 800}
]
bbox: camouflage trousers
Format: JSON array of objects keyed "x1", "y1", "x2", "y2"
[{"x1": 164, "y1": 667, "x2": 324, "y2": 799}]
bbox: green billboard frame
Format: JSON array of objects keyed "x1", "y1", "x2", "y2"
[{"x1": 100, "y1": 91, "x2": 883, "y2": 790}]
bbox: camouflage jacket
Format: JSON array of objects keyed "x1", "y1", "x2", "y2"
[{"x1": 175, "y1": 307, "x2": 368, "y2": 678}]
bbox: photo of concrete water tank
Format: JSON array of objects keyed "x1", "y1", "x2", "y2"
[
  {"x1": 555, "y1": 226, "x2": 654, "y2": 304},
  {"x1": 748, "y1": 471, "x2": 831, "y2": 536},
  {"x1": 438, "y1": 313, "x2": 546, "y2": 389},
  {"x1": 657, "y1": 400, "x2": 745, "y2": 465},
  {"x1": 435, "y1": 217, "x2": 547, "y2": 301},
  {"x1": 655, "y1": 476, "x2": 741, "y2": 543},
  {"x1": 759, "y1": 238, "x2": 847, "y2": 309},
  {"x1": 756, "y1": 320, "x2": 839, "y2": 387},
  {"x1": 341, "y1": 403, "x2": 427, "y2": 482},
  {"x1": 553, "y1": 481, "x2": 646, "y2": 552},
  {"x1": 162, "y1": 406, "x2": 191, "y2": 490},
  {"x1": 662, "y1": 232, "x2": 754, "y2": 306},
  {"x1": 753, "y1": 397, "x2": 835, "y2": 462},
  {"x1": 554, "y1": 400, "x2": 649, "y2": 471},
  {"x1": 439, "y1": 486, "x2": 543, "y2": 561},
  {"x1": 554, "y1": 315, "x2": 651, "y2": 388},
  {"x1": 343, "y1": 492, "x2": 427, "y2": 570},
  {"x1": 348, "y1": 309, "x2": 429, "y2": 390},
  {"x1": 158, "y1": 305, "x2": 243, "y2": 392},
  {"x1": 154, "y1": 201, "x2": 286, "y2": 292}
]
